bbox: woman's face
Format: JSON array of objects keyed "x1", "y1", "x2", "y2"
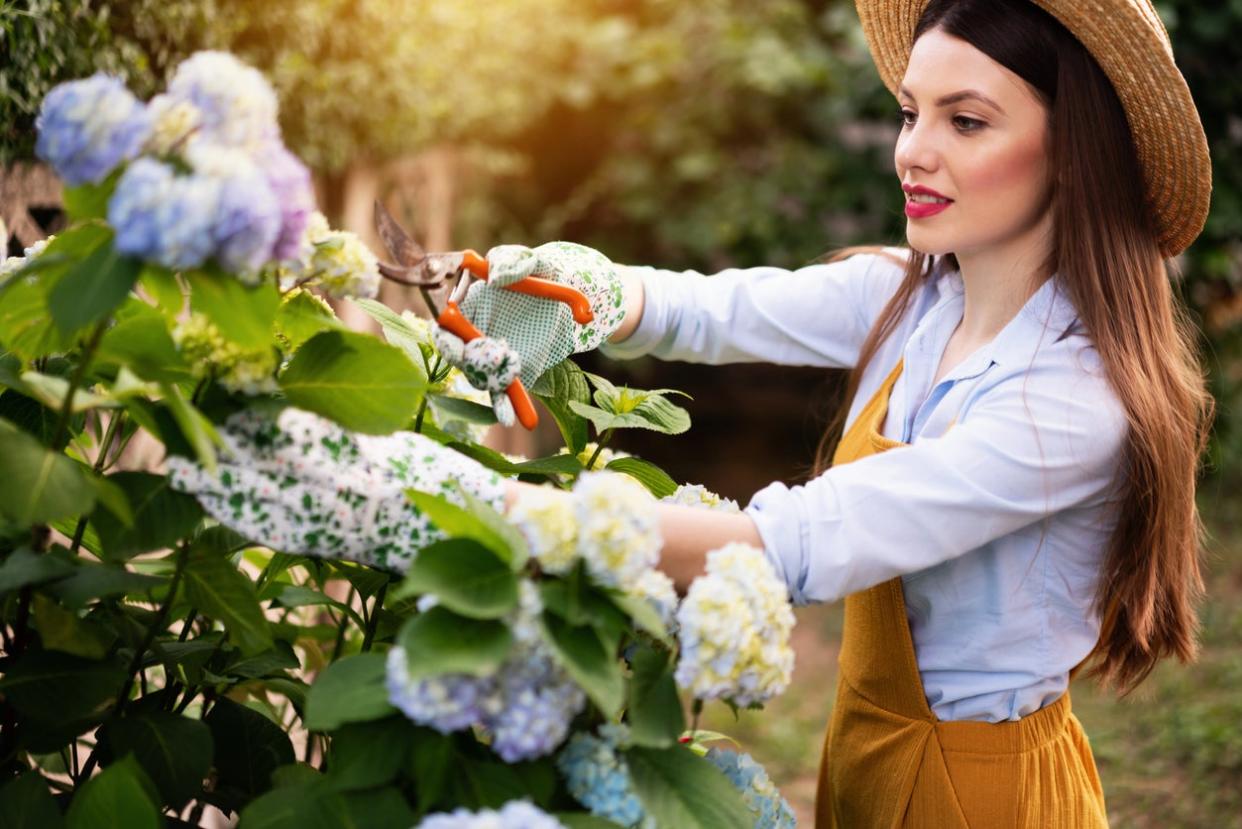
[{"x1": 894, "y1": 28, "x2": 1053, "y2": 259}]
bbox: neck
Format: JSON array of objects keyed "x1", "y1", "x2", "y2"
[{"x1": 950, "y1": 213, "x2": 1054, "y2": 343}]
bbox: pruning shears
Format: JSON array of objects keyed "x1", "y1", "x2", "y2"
[{"x1": 373, "y1": 201, "x2": 594, "y2": 430}]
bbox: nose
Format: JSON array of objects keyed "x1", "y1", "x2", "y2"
[{"x1": 894, "y1": 113, "x2": 941, "y2": 177}]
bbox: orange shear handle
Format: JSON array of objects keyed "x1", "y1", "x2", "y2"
[
  {"x1": 436, "y1": 301, "x2": 539, "y2": 431},
  {"x1": 458, "y1": 250, "x2": 595, "y2": 325}
]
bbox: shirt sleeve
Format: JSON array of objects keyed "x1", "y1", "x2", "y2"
[
  {"x1": 743, "y1": 355, "x2": 1129, "y2": 605},
  {"x1": 598, "y1": 249, "x2": 908, "y2": 368}
]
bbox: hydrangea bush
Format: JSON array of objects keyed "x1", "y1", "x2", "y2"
[{"x1": 0, "y1": 53, "x2": 798, "y2": 828}]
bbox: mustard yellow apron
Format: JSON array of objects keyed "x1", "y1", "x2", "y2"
[{"x1": 815, "y1": 358, "x2": 1108, "y2": 828}]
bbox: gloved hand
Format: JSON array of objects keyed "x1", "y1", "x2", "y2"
[
  {"x1": 166, "y1": 407, "x2": 507, "y2": 573},
  {"x1": 432, "y1": 241, "x2": 626, "y2": 424}
]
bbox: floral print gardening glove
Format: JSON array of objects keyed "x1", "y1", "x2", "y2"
[
  {"x1": 432, "y1": 241, "x2": 627, "y2": 425},
  {"x1": 166, "y1": 407, "x2": 507, "y2": 573}
]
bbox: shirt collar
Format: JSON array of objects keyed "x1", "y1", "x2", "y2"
[{"x1": 923, "y1": 264, "x2": 1082, "y2": 382}]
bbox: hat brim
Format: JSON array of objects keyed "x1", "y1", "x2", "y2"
[{"x1": 856, "y1": 0, "x2": 1212, "y2": 258}]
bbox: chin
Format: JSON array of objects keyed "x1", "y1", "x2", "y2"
[{"x1": 905, "y1": 229, "x2": 954, "y2": 258}]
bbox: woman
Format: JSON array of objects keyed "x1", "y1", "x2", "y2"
[
  {"x1": 174, "y1": 0, "x2": 1214, "y2": 824},
  {"x1": 564, "y1": 0, "x2": 1213, "y2": 823}
]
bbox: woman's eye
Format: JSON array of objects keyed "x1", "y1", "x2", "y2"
[{"x1": 896, "y1": 108, "x2": 984, "y2": 133}]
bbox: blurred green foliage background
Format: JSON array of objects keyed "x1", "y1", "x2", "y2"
[{"x1": 2, "y1": 1, "x2": 1239, "y2": 824}]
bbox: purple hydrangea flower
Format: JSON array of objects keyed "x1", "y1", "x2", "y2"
[
  {"x1": 35, "y1": 73, "x2": 151, "y2": 185},
  {"x1": 556, "y1": 727, "x2": 648, "y2": 827},
  {"x1": 385, "y1": 646, "x2": 500, "y2": 734},
  {"x1": 255, "y1": 140, "x2": 316, "y2": 262},
  {"x1": 108, "y1": 158, "x2": 220, "y2": 269}
]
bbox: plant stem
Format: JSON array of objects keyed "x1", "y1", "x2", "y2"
[
  {"x1": 69, "y1": 410, "x2": 127, "y2": 555},
  {"x1": 50, "y1": 318, "x2": 109, "y2": 453},
  {"x1": 361, "y1": 581, "x2": 388, "y2": 652},
  {"x1": 330, "y1": 587, "x2": 356, "y2": 661},
  {"x1": 79, "y1": 541, "x2": 190, "y2": 783},
  {"x1": 585, "y1": 429, "x2": 615, "y2": 471}
]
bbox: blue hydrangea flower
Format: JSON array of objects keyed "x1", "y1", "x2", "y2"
[
  {"x1": 385, "y1": 646, "x2": 500, "y2": 734},
  {"x1": 416, "y1": 801, "x2": 566, "y2": 828},
  {"x1": 255, "y1": 140, "x2": 315, "y2": 262},
  {"x1": 488, "y1": 648, "x2": 586, "y2": 763},
  {"x1": 556, "y1": 726, "x2": 649, "y2": 827},
  {"x1": 166, "y1": 51, "x2": 279, "y2": 150},
  {"x1": 35, "y1": 72, "x2": 151, "y2": 185},
  {"x1": 705, "y1": 748, "x2": 797, "y2": 829},
  {"x1": 108, "y1": 158, "x2": 220, "y2": 269},
  {"x1": 186, "y1": 141, "x2": 281, "y2": 277}
]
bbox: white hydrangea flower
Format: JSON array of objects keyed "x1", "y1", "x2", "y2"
[
  {"x1": 566, "y1": 441, "x2": 630, "y2": 471},
  {"x1": 626, "y1": 568, "x2": 679, "y2": 632},
  {"x1": 507, "y1": 487, "x2": 578, "y2": 576},
  {"x1": 661, "y1": 483, "x2": 742, "y2": 513},
  {"x1": 306, "y1": 228, "x2": 380, "y2": 299},
  {"x1": 675, "y1": 542, "x2": 795, "y2": 707},
  {"x1": 0, "y1": 236, "x2": 55, "y2": 284},
  {"x1": 144, "y1": 93, "x2": 202, "y2": 155},
  {"x1": 572, "y1": 470, "x2": 661, "y2": 591},
  {"x1": 166, "y1": 51, "x2": 280, "y2": 151}
]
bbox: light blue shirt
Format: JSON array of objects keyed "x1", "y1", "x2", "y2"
[{"x1": 599, "y1": 250, "x2": 1128, "y2": 722}]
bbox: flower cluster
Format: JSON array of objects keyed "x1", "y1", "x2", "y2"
[
  {"x1": 386, "y1": 581, "x2": 586, "y2": 762},
  {"x1": 0, "y1": 236, "x2": 55, "y2": 285},
  {"x1": 674, "y1": 543, "x2": 795, "y2": 707},
  {"x1": 572, "y1": 471, "x2": 662, "y2": 591},
  {"x1": 34, "y1": 74, "x2": 151, "y2": 186},
  {"x1": 36, "y1": 52, "x2": 316, "y2": 281},
  {"x1": 172, "y1": 313, "x2": 280, "y2": 395},
  {"x1": 705, "y1": 748, "x2": 797, "y2": 829},
  {"x1": 556, "y1": 725, "x2": 651, "y2": 828},
  {"x1": 572, "y1": 441, "x2": 631, "y2": 471},
  {"x1": 627, "y1": 568, "x2": 679, "y2": 633},
  {"x1": 661, "y1": 483, "x2": 742, "y2": 513},
  {"x1": 296, "y1": 212, "x2": 381, "y2": 300},
  {"x1": 415, "y1": 801, "x2": 565, "y2": 829}
]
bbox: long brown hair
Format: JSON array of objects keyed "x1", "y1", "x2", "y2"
[{"x1": 811, "y1": 0, "x2": 1214, "y2": 695}]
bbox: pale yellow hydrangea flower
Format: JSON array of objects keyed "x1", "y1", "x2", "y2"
[
  {"x1": 573, "y1": 470, "x2": 661, "y2": 590},
  {"x1": 173, "y1": 312, "x2": 279, "y2": 395},
  {"x1": 507, "y1": 486, "x2": 578, "y2": 575}
]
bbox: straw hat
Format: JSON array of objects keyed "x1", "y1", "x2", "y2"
[{"x1": 855, "y1": 0, "x2": 1212, "y2": 258}]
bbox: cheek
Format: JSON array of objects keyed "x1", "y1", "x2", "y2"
[{"x1": 960, "y1": 135, "x2": 1049, "y2": 203}]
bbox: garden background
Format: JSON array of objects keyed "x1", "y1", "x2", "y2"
[{"x1": 2, "y1": 0, "x2": 1239, "y2": 825}]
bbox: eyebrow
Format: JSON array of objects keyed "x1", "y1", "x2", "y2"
[{"x1": 898, "y1": 85, "x2": 1004, "y2": 113}]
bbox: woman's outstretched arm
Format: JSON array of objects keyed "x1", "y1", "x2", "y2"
[{"x1": 503, "y1": 479, "x2": 763, "y2": 591}]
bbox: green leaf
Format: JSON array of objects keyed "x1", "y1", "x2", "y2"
[
  {"x1": 96, "y1": 301, "x2": 192, "y2": 384},
  {"x1": 222, "y1": 640, "x2": 300, "y2": 679},
  {"x1": 393, "y1": 538, "x2": 518, "y2": 619},
  {"x1": 607, "y1": 590, "x2": 671, "y2": 646},
  {"x1": 568, "y1": 397, "x2": 691, "y2": 436},
  {"x1": 17, "y1": 371, "x2": 114, "y2": 414},
  {"x1": 428, "y1": 393, "x2": 497, "y2": 425},
  {"x1": 279, "y1": 330, "x2": 426, "y2": 434},
  {"x1": 539, "y1": 611, "x2": 624, "y2": 717},
  {"x1": 204, "y1": 697, "x2": 296, "y2": 804},
  {"x1": 408, "y1": 729, "x2": 453, "y2": 813},
  {"x1": 627, "y1": 645, "x2": 685, "y2": 748},
  {"x1": 65, "y1": 756, "x2": 161, "y2": 829},
  {"x1": 449, "y1": 757, "x2": 530, "y2": 810},
  {"x1": 353, "y1": 298, "x2": 432, "y2": 371},
  {"x1": 396, "y1": 606, "x2": 513, "y2": 680},
  {"x1": 48, "y1": 235, "x2": 142, "y2": 335},
  {"x1": 90, "y1": 472, "x2": 203, "y2": 562},
  {"x1": 625, "y1": 746, "x2": 752, "y2": 829},
  {"x1": 237, "y1": 784, "x2": 352, "y2": 829},
  {"x1": 184, "y1": 545, "x2": 273, "y2": 656},
  {"x1": 159, "y1": 382, "x2": 221, "y2": 472},
  {"x1": 604, "y1": 456, "x2": 678, "y2": 498},
  {"x1": 324, "y1": 717, "x2": 413, "y2": 791},
  {"x1": 45, "y1": 562, "x2": 165, "y2": 609},
  {"x1": 186, "y1": 267, "x2": 280, "y2": 350},
  {"x1": 0, "y1": 650, "x2": 125, "y2": 744},
  {"x1": 265, "y1": 584, "x2": 364, "y2": 628},
  {"x1": 404, "y1": 489, "x2": 515, "y2": 565},
  {"x1": 102, "y1": 710, "x2": 213, "y2": 808},
  {"x1": 303, "y1": 653, "x2": 396, "y2": 731},
  {"x1": 0, "y1": 547, "x2": 75, "y2": 593},
  {"x1": 0, "y1": 418, "x2": 97, "y2": 526},
  {"x1": 531, "y1": 360, "x2": 591, "y2": 454},
  {"x1": 274, "y1": 291, "x2": 345, "y2": 352},
  {"x1": 32, "y1": 593, "x2": 111, "y2": 658},
  {"x1": 89, "y1": 472, "x2": 133, "y2": 527},
  {"x1": 137, "y1": 265, "x2": 184, "y2": 320},
  {"x1": 62, "y1": 174, "x2": 118, "y2": 223},
  {"x1": 0, "y1": 772, "x2": 65, "y2": 829}
]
